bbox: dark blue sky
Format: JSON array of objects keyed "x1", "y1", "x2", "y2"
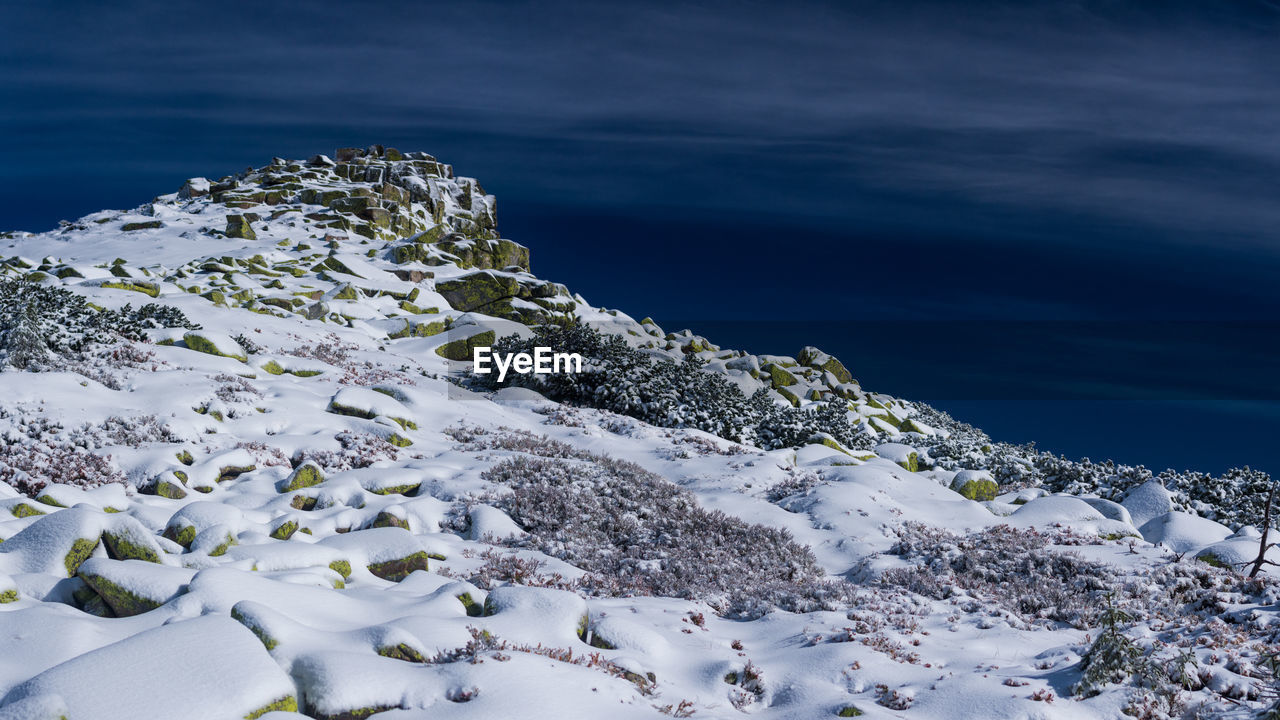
[{"x1": 3, "y1": 0, "x2": 1279, "y2": 474}]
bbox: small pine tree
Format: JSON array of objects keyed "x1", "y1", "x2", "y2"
[
  {"x1": 2, "y1": 303, "x2": 51, "y2": 369},
  {"x1": 1073, "y1": 594, "x2": 1143, "y2": 698}
]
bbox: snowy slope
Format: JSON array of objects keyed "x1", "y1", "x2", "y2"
[{"x1": 0, "y1": 146, "x2": 1276, "y2": 719}]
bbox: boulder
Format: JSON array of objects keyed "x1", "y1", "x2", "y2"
[
  {"x1": 1121, "y1": 480, "x2": 1175, "y2": 529},
  {"x1": 1138, "y1": 511, "x2": 1232, "y2": 553},
  {"x1": 183, "y1": 330, "x2": 248, "y2": 362},
  {"x1": 76, "y1": 558, "x2": 192, "y2": 617},
  {"x1": 0, "y1": 615, "x2": 297, "y2": 720},
  {"x1": 950, "y1": 469, "x2": 998, "y2": 501},
  {"x1": 435, "y1": 270, "x2": 520, "y2": 312},
  {"x1": 277, "y1": 462, "x2": 325, "y2": 493},
  {"x1": 797, "y1": 346, "x2": 854, "y2": 384}
]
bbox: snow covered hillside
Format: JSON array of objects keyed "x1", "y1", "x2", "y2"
[{"x1": 0, "y1": 146, "x2": 1277, "y2": 720}]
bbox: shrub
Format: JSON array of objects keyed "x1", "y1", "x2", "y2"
[
  {"x1": 1073, "y1": 596, "x2": 1144, "y2": 698},
  {"x1": 470, "y1": 324, "x2": 869, "y2": 452},
  {"x1": 881, "y1": 523, "x2": 1113, "y2": 629},
  {"x1": 291, "y1": 431, "x2": 408, "y2": 473},
  {"x1": 472, "y1": 451, "x2": 853, "y2": 618},
  {"x1": 0, "y1": 276, "x2": 197, "y2": 370},
  {"x1": 0, "y1": 413, "x2": 181, "y2": 496}
]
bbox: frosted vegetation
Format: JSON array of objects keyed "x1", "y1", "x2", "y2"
[{"x1": 0, "y1": 146, "x2": 1276, "y2": 719}]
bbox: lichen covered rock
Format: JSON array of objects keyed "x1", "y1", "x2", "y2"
[
  {"x1": 183, "y1": 330, "x2": 249, "y2": 362},
  {"x1": 950, "y1": 469, "x2": 999, "y2": 502},
  {"x1": 435, "y1": 270, "x2": 520, "y2": 312},
  {"x1": 225, "y1": 214, "x2": 258, "y2": 240},
  {"x1": 277, "y1": 462, "x2": 325, "y2": 493}
]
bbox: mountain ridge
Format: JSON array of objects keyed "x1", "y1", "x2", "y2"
[{"x1": 0, "y1": 145, "x2": 1275, "y2": 719}]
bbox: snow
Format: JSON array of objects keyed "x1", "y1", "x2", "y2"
[
  {"x1": 1138, "y1": 511, "x2": 1232, "y2": 553},
  {"x1": 1121, "y1": 479, "x2": 1175, "y2": 529},
  {"x1": 0, "y1": 147, "x2": 1271, "y2": 719},
  {"x1": 1009, "y1": 495, "x2": 1139, "y2": 537},
  {"x1": 1, "y1": 615, "x2": 296, "y2": 720}
]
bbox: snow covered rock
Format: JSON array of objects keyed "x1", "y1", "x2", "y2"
[
  {"x1": 1138, "y1": 511, "x2": 1232, "y2": 554},
  {"x1": 277, "y1": 462, "x2": 325, "y2": 493},
  {"x1": 482, "y1": 585, "x2": 590, "y2": 646},
  {"x1": 1080, "y1": 497, "x2": 1135, "y2": 526},
  {"x1": 76, "y1": 558, "x2": 193, "y2": 616},
  {"x1": 875, "y1": 442, "x2": 920, "y2": 472},
  {"x1": 0, "y1": 615, "x2": 297, "y2": 720},
  {"x1": 182, "y1": 330, "x2": 248, "y2": 362},
  {"x1": 950, "y1": 469, "x2": 998, "y2": 501},
  {"x1": 327, "y1": 387, "x2": 417, "y2": 429},
  {"x1": 1121, "y1": 480, "x2": 1175, "y2": 529},
  {"x1": 0, "y1": 507, "x2": 105, "y2": 577},
  {"x1": 1008, "y1": 496, "x2": 1139, "y2": 538},
  {"x1": 466, "y1": 504, "x2": 526, "y2": 541},
  {"x1": 318, "y1": 527, "x2": 430, "y2": 582}
]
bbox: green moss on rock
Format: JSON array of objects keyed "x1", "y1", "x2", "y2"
[
  {"x1": 1197, "y1": 551, "x2": 1228, "y2": 568},
  {"x1": 64, "y1": 537, "x2": 99, "y2": 576},
  {"x1": 951, "y1": 477, "x2": 998, "y2": 502},
  {"x1": 269, "y1": 520, "x2": 298, "y2": 540},
  {"x1": 763, "y1": 363, "x2": 798, "y2": 388},
  {"x1": 183, "y1": 331, "x2": 248, "y2": 362},
  {"x1": 102, "y1": 529, "x2": 162, "y2": 563},
  {"x1": 366, "y1": 550, "x2": 429, "y2": 582},
  {"x1": 371, "y1": 511, "x2": 409, "y2": 530},
  {"x1": 156, "y1": 479, "x2": 188, "y2": 499},
  {"x1": 100, "y1": 280, "x2": 160, "y2": 297},
  {"x1": 435, "y1": 271, "x2": 520, "y2": 312},
  {"x1": 245, "y1": 696, "x2": 298, "y2": 719},
  {"x1": 896, "y1": 452, "x2": 919, "y2": 473},
  {"x1": 279, "y1": 463, "x2": 325, "y2": 492},
  {"x1": 376, "y1": 643, "x2": 426, "y2": 663},
  {"x1": 328, "y1": 560, "x2": 352, "y2": 580},
  {"x1": 11, "y1": 502, "x2": 46, "y2": 518},
  {"x1": 457, "y1": 592, "x2": 483, "y2": 617},
  {"x1": 369, "y1": 483, "x2": 420, "y2": 496},
  {"x1": 163, "y1": 523, "x2": 197, "y2": 549},
  {"x1": 231, "y1": 604, "x2": 280, "y2": 651},
  {"x1": 78, "y1": 569, "x2": 164, "y2": 617},
  {"x1": 208, "y1": 532, "x2": 237, "y2": 557},
  {"x1": 290, "y1": 495, "x2": 318, "y2": 511},
  {"x1": 777, "y1": 385, "x2": 803, "y2": 408},
  {"x1": 225, "y1": 214, "x2": 257, "y2": 240},
  {"x1": 435, "y1": 330, "x2": 495, "y2": 361}
]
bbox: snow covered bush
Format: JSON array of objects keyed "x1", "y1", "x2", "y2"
[
  {"x1": 881, "y1": 523, "x2": 1114, "y2": 629},
  {"x1": 470, "y1": 324, "x2": 756, "y2": 442},
  {"x1": 472, "y1": 452, "x2": 853, "y2": 618},
  {"x1": 765, "y1": 470, "x2": 826, "y2": 502},
  {"x1": 0, "y1": 412, "x2": 180, "y2": 496},
  {"x1": 750, "y1": 387, "x2": 873, "y2": 451},
  {"x1": 470, "y1": 324, "x2": 871, "y2": 451},
  {"x1": 0, "y1": 276, "x2": 197, "y2": 370},
  {"x1": 927, "y1": 427, "x2": 1276, "y2": 530},
  {"x1": 284, "y1": 333, "x2": 406, "y2": 385},
  {"x1": 290, "y1": 431, "x2": 408, "y2": 472},
  {"x1": 444, "y1": 425, "x2": 586, "y2": 460}
]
